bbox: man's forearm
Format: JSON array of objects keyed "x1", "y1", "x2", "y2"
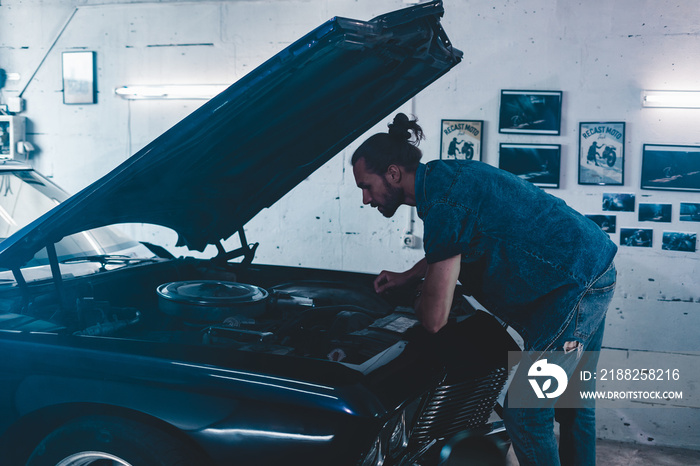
[
  {"x1": 414, "y1": 255, "x2": 461, "y2": 334},
  {"x1": 406, "y1": 257, "x2": 428, "y2": 282}
]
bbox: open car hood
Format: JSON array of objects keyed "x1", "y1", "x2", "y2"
[{"x1": 0, "y1": 1, "x2": 461, "y2": 269}]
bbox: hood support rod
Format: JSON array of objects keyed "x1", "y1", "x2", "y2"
[
  {"x1": 46, "y1": 243, "x2": 67, "y2": 312},
  {"x1": 11, "y1": 267, "x2": 29, "y2": 312},
  {"x1": 213, "y1": 228, "x2": 258, "y2": 266}
]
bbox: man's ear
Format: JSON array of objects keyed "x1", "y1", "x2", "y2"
[{"x1": 385, "y1": 164, "x2": 402, "y2": 184}]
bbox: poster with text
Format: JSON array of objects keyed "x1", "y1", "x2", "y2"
[
  {"x1": 440, "y1": 120, "x2": 483, "y2": 161},
  {"x1": 579, "y1": 122, "x2": 625, "y2": 185}
]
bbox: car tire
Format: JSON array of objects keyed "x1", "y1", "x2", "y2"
[{"x1": 27, "y1": 415, "x2": 201, "y2": 466}]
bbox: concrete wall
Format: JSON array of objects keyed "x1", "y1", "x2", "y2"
[{"x1": 1, "y1": 0, "x2": 699, "y2": 450}]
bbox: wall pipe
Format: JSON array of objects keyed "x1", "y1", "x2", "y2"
[{"x1": 18, "y1": 7, "x2": 79, "y2": 98}]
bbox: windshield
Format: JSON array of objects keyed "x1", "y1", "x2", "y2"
[
  {"x1": 23, "y1": 226, "x2": 147, "y2": 268},
  {"x1": 0, "y1": 169, "x2": 67, "y2": 241},
  {"x1": 0, "y1": 226, "x2": 155, "y2": 284},
  {"x1": 0, "y1": 168, "x2": 155, "y2": 282}
]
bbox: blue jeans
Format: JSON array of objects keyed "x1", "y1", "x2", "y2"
[{"x1": 503, "y1": 262, "x2": 616, "y2": 466}]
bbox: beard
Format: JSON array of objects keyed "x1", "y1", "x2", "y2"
[{"x1": 376, "y1": 178, "x2": 404, "y2": 218}]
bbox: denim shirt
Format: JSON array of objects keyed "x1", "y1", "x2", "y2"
[{"x1": 415, "y1": 160, "x2": 617, "y2": 350}]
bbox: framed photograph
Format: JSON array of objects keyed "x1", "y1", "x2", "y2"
[
  {"x1": 578, "y1": 122, "x2": 625, "y2": 185},
  {"x1": 498, "y1": 90, "x2": 562, "y2": 135},
  {"x1": 620, "y1": 228, "x2": 653, "y2": 248},
  {"x1": 641, "y1": 144, "x2": 700, "y2": 192},
  {"x1": 680, "y1": 203, "x2": 700, "y2": 222},
  {"x1": 499, "y1": 143, "x2": 561, "y2": 188},
  {"x1": 662, "y1": 232, "x2": 697, "y2": 252},
  {"x1": 638, "y1": 203, "x2": 672, "y2": 222},
  {"x1": 440, "y1": 120, "x2": 483, "y2": 161},
  {"x1": 602, "y1": 193, "x2": 635, "y2": 212},
  {"x1": 62, "y1": 51, "x2": 96, "y2": 104},
  {"x1": 585, "y1": 214, "x2": 616, "y2": 234}
]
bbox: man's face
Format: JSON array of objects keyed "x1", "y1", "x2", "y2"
[{"x1": 353, "y1": 158, "x2": 404, "y2": 218}]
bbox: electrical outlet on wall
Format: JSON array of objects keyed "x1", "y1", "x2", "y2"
[{"x1": 401, "y1": 233, "x2": 420, "y2": 249}]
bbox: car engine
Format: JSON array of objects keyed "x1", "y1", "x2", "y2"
[
  {"x1": 3, "y1": 259, "x2": 428, "y2": 365},
  {"x1": 149, "y1": 278, "x2": 418, "y2": 364}
]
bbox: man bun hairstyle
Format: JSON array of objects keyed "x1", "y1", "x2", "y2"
[
  {"x1": 388, "y1": 112, "x2": 423, "y2": 142},
  {"x1": 352, "y1": 113, "x2": 424, "y2": 175}
]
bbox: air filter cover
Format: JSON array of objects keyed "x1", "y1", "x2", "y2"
[{"x1": 157, "y1": 280, "x2": 269, "y2": 322}]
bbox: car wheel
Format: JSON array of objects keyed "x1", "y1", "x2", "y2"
[{"x1": 27, "y1": 415, "x2": 201, "y2": 466}]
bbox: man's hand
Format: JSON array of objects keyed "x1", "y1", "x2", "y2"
[
  {"x1": 374, "y1": 270, "x2": 408, "y2": 294},
  {"x1": 373, "y1": 258, "x2": 428, "y2": 294}
]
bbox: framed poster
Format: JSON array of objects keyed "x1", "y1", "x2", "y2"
[
  {"x1": 440, "y1": 120, "x2": 483, "y2": 161},
  {"x1": 62, "y1": 51, "x2": 96, "y2": 104},
  {"x1": 641, "y1": 144, "x2": 700, "y2": 192},
  {"x1": 498, "y1": 90, "x2": 562, "y2": 135},
  {"x1": 499, "y1": 143, "x2": 561, "y2": 188},
  {"x1": 578, "y1": 122, "x2": 625, "y2": 185}
]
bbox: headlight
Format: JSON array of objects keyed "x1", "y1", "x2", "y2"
[
  {"x1": 361, "y1": 437, "x2": 384, "y2": 466},
  {"x1": 388, "y1": 411, "x2": 408, "y2": 453},
  {"x1": 361, "y1": 409, "x2": 409, "y2": 466}
]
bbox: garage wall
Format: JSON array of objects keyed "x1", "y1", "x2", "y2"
[{"x1": 1, "y1": 0, "x2": 699, "y2": 450}]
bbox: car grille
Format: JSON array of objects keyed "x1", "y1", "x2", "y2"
[{"x1": 409, "y1": 366, "x2": 509, "y2": 448}]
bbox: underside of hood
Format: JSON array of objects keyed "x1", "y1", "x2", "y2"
[{"x1": 0, "y1": 1, "x2": 462, "y2": 269}]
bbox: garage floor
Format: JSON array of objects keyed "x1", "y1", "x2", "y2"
[{"x1": 505, "y1": 439, "x2": 700, "y2": 465}]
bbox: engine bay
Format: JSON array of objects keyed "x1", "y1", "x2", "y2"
[
  {"x1": 148, "y1": 278, "x2": 420, "y2": 364},
  {"x1": 0, "y1": 258, "x2": 426, "y2": 365}
]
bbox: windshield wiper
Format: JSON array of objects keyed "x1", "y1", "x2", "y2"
[{"x1": 60, "y1": 255, "x2": 158, "y2": 267}]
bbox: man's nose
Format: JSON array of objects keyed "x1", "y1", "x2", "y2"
[{"x1": 362, "y1": 191, "x2": 371, "y2": 205}]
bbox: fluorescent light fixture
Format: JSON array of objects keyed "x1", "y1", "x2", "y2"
[
  {"x1": 642, "y1": 90, "x2": 700, "y2": 108},
  {"x1": 114, "y1": 84, "x2": 228, "y2": 100}
]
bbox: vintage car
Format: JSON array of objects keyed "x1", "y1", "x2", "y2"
[{"x1": 0, "y1": 2, "x2": 519, "y2": 465}]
